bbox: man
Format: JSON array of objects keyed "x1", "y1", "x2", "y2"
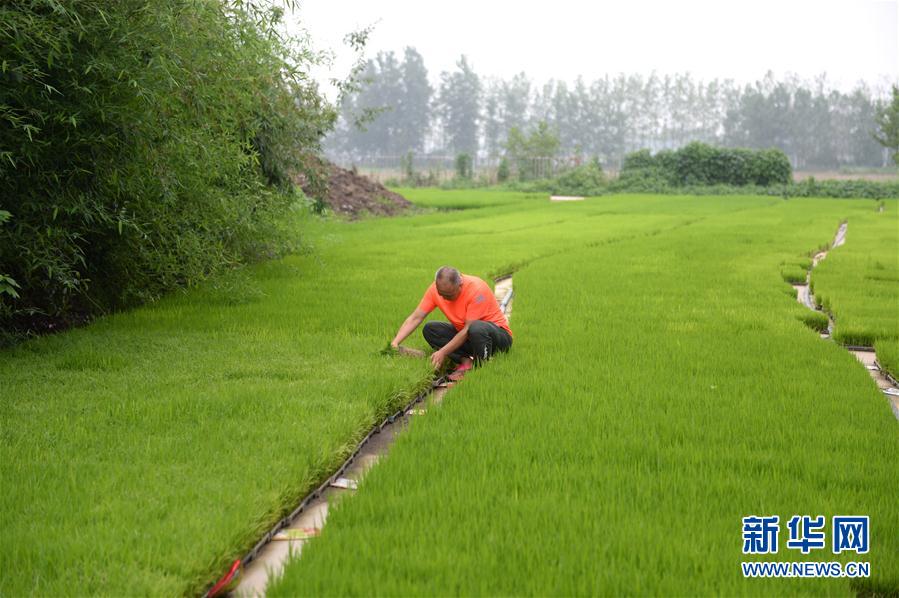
[{"x1": 390, "y1": 266, "x2": 513, "y2": 380}]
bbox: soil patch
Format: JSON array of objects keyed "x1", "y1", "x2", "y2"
[{"x1": 295, "y1": 160, "x2": 412, "y2": 218}]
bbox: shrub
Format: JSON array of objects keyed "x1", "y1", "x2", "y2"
[
  {"x1": 778, "y1": 178, "x2": 899, "y2": 199},
  {"x1": 439, "y1": 173, "x2": 492, "y2": 190},
  {"x1": 620, "y1": 142, "x2": 793, "y2": 187},
  {"x1": 607, "y1": 170, "x2": 899, "y2": 199},
  {"x1": 497, "y1": 157, "x2": 510, "y2": 183},
  {"x1": 401, "y1": 151, "x2": 415, "y2": 181},
  {"x1": 0, "y1": 210, "x2": 19, "y2": 315},
  {"x1": 0, "y1": 1, "x2": 336, "y2": 339},
  {"x1": 621, "y1": 148, "x2": 655, "y2": 171},
  {"x1": 546, "y1": 159, "x2": 606, "y2": 195},
  {"x1": 455, "y1": 153, "x2": 473, "y2": 179}
]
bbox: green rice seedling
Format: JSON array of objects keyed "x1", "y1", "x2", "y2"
[
  {"x1": 795, "y1": 309, "x2": 830, "y2": 332},
  {"x1": 778, "y1": 256, "x2": 815, "y2": 284},
  {"x1": 271, "y1": 197, "x2": 898, "y2": 596},
  {"x1": 780, "y1": 265, "x2": 809, "y2": 284},
  {"x1": 4, "y1": 191, "x2": 896, "y2": 595},
  {"x1": 1, "y1": 191, "x2": 733, "y2": 595},
  {"x1": 811, "y1": 201, "x2": 898, "y2": 351},
  {"x1": 874, "y1": 339, "x2": 899, "y2": 380}
]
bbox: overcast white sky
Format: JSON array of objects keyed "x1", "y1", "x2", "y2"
[{"x1": 283, "y1": 0, "x2": 898, "y2": 98}]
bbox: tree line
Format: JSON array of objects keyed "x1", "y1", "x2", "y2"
[{"x1": 326, "y1": 48, "x2": 896, "y2": 170}]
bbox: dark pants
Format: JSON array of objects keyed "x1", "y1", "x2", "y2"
[{"x1": 423, "y1": 320, "x2": 513, "y2": 365}]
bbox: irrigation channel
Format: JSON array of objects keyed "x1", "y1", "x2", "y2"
[
  {"x1": 204, "y1": 277, "x2": 515, "y2": 597},
  {"x1": 791, "y1": 222, "x2": 899, "y2": 419}
]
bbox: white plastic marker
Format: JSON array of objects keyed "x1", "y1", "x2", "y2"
[{"x1": 330, "y1": 477, "x2": 358, "y2": 490}]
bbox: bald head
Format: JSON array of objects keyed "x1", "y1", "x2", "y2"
[
  {"x1": 435, "y1": 266, "x2": 461, "y2": 285},
  {"x1": 435, "y1": 266, "x2": 462, "y2": 300}
]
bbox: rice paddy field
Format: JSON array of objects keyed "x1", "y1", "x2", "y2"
[{"x1": 1, "y1": 191, "x2": 897, "y2": 596}]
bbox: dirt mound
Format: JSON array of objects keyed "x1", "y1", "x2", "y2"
[{"x1": 296, "y1": 160, "x2": 412, "y2": 218}]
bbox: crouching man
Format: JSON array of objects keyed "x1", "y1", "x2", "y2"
[{"x1": 390, "y1": 266, "x2": 513, "y2": 381}]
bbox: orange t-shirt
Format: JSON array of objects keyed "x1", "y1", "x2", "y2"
[{"x1": 417, "y1": 274, "x2": 513, "y2": 337}]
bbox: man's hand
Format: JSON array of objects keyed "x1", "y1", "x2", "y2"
[
  {"x1": 391, "y1": 309, "x2": 428, "y2": 350},
  {"x1": 429, "y1": 349, "x2": 446, "y2": 369}
]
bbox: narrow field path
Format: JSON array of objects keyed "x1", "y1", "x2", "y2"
[{"x1": 791, "y1": 221, "x2": 846, "y2": 336}]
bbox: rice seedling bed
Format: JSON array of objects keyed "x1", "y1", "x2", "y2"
[
  {"x1": 2, "y1": 193, "x2": 723, "y2": 595},
  {"x1": 3, "y1": 192, "x2": 895, "y2": 595},
  {"x1": 808, "y1": 205, "x2": 899, "y2": 375},
  {"x1": 785, "y1": 216, "x2": 899, "y2": 418},
  {"x1": 269, "y1": 196, "x2": 898, "y2": 596}
]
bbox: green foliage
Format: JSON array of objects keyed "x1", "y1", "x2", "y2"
[
  {"x1": 454, "y1": 152, "x2": 472, "y2": 179},
  {"x1": 379, "y1": 341, "x2": 400, "y2": 356},
  {"x1": 527, "y1": 121, "x2": 561, "y2": 158},
  {"x1": 620, "y1": 142, "x2": 793, "y2": 187},
  {"x1": 508, "y1": 159, "x2": 606, "y2": 196},
  {"x1": 401, "y1": 151, "x2": 415, "y2": 180},
  {"x1": 609, "y1": 162, "x2": 899, "y2": 199},
  {"x1": 776, "y1": 177, "x2": 899, "y2": 199},
  {"x1": 435, "y1": 55, "x2": 481, "y2": 154},
  {"x1": 552, "y1": 158, "x2": 605, "y2": 194},
  {"x1": 496, "y1": 157, "x2": 510, "y2": 182},
  {"x1": 392, "y1": 188, "x2": 537, "y2": 210},
  {"x1": 438, "y1": 173, "x2": 492, "y2": 190},
  {"x1": 385, "y1": 154, "x2": 440, "y2": 188},
  {"x1": 505, "y1": 127, "x2": 528, "y2": 178},
  {"x1": 0, "y1": 0, "x2": 336, "y2": 339},
  {"x1": 621, "y1": 148, "x2": 655, "y2": 170},
  {"x1": 335, "y1": 64, "x2": 889, "y2": 170},
  {"x1": 454, "y1": 162, "x2": 898, "y2": 200},
  {"x1": 505, "y1": 121, "x2": 560, "y2": 180},
  {"x1": 0, "y1": 211, "x2": 17, "y2": 305},
  {"x1": 328, "y1": 47, "x2": 431, "y2": 156},
  {"x1": 0, "y1": 275, "x2": 19, "y2": 300},
  {"x1": 873, "y1": 85, "x2": 899, "y2": 165}
]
